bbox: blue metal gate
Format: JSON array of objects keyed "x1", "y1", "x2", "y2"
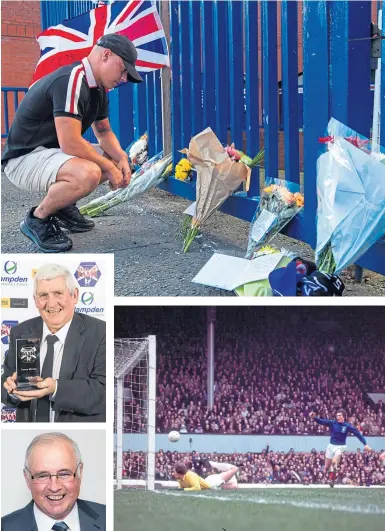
[{"x1": 36, "y1": 0, "x2": 385, "y2": 274}]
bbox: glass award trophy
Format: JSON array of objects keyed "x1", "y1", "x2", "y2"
[{"x1": 15, "y1": 338, "x2": 41, "y2": 391}]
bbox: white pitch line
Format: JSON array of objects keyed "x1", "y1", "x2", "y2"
[{"x1": 156, "y1": 490, "x2": 385, "y2": 516}]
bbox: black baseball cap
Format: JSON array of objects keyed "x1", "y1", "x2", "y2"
[{"x1": 96, "y1": 34, "x2": 143, "y2": 83}]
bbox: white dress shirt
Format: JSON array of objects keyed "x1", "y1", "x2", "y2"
[
  {"x1": 33, "y1": 501, "x2": 80, "y2": 531},
  {"x1": 40, "y1": 319, "x2": 72, "y2": 422}
]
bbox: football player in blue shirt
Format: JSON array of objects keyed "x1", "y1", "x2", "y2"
[{"x1": 309, "y1": 409, "x2": 371, "y2": 487}]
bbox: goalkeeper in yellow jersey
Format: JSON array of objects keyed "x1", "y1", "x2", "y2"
[{"x1": 173, "y1": 462, "x2": 239, "y2": 491}]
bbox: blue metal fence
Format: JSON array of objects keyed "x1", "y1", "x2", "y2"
[
  {"x1": 164, "y1": 0, "x2": 385, "y2": 274},
  {"x1": 2, "y1": 1, "x2": 384, "y2": 274},
  {"x1": 1, "y1": 87, "x2": 28, "y2": 139}
]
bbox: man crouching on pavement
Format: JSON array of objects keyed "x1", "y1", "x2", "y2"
[{"x1": 1, "y1": 34, "x2": 143, "y2": 253}]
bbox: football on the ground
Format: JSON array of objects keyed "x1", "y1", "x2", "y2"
[{"x1": 168, "y1": 430, "x2": 180, "y2": 442}]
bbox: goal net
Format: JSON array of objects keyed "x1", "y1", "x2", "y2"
[{"x1": 114, "y1": 336, "x2": 156, "y2": 490}]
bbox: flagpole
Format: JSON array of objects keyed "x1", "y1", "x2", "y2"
[
  {"x1": 372, "y1": 9, "x2": 382, "y2": 153},
  {"x1": 160, "y1": 0, "x2": 172, "y2": 156}
]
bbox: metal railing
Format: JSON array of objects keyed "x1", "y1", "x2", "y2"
[
  {"x1": 1, "y1": 87, "x2": 28, "y2": 138},
  {"x1": 3, "y1": 0, "x2": 384, "y2": 275}
]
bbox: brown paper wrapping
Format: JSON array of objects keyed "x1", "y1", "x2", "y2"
[{"x1": 181, "y1": 127, "x2": 251, "y2": 224}]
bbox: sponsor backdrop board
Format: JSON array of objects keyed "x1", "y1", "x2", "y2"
[{"x1": 1, "y1": 254, "x2": 112, "y2": 418}]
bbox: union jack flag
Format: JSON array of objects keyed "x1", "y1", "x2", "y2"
[{"x1": 31, "y1": 0, "x2": 169, "y2": 85}]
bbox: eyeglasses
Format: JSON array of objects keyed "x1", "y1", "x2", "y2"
[{"x1": 25, "y1": 462, "x2": 82, "y2": 484}]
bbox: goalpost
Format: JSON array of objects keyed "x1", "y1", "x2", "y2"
[{"x1": 114, "y1": 336, "x2": 156, "y2": 490}]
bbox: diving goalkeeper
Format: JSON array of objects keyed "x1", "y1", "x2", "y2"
[{"x1": 173, "y1": 461, "x2": 239, "y2": 491}]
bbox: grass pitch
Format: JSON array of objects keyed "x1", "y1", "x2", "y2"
[{"x1": 115, "y1": 488, "x2": 385, "y2": 531}]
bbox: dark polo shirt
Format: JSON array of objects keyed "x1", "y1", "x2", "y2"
[{"x1": 2, "y1": 58, "x2": 108, "y2": 164}]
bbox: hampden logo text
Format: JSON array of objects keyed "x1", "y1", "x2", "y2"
[{"x1": 1, "y1": 261, "x2": 28, "y2": 285}]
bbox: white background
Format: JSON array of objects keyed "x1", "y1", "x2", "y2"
[
  {"x1": 1, "y1": 427, "x2": 106, "y2": 516},
  {"x1": 1, "y1": 253, "x2": 113, "y2": 408}
]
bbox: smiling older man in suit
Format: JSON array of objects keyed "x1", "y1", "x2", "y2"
[
  {"x1": 1, "y1": 264, "x2": 106, "y2": 422},
  {"x1": 1, "y1": 432, "x2": 106, "y2": 531}
]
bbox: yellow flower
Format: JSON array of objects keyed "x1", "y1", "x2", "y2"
[
  {"x1": 177, "y1": 158, "x2": 192, "y2": 171},
  {"x1": 254, "y1": 245, "x2": 280, "y2": 257},
  {"x1": 175, "y1": 158, "x2": 193, "y2": 181},
  {"x1": 263, "y1": 184, "x2": 278, "y2": 194},
  {"x1": 295, "y1": 194, "x2": 304, "y2": 208},
  {"x1": 175, "y1": 169, "x2": 190, "y2": 181}
]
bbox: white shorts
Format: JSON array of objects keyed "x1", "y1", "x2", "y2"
[
  {"x1": 4, "y1": 144, "x2": 103, "y2": 192},
  {"x1": 205, "y1": 474, "x2": 225, "y2": 490},
  {"x1": 225, "y1": 475, "x2": 238, "y2": 486},
  {"x1": 325, "y1": 443, "x2": 347, "y2": 459}
]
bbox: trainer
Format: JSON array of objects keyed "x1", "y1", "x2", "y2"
[
  {"x1": 1, "y1": 34, "x2": 143, "y2": 253},
  {"x1": 1, "y1": 432, "x2": 106, "y2": 531},
  {"x1": 1, "y1": 264, "x2": 106, "y2": 422}
]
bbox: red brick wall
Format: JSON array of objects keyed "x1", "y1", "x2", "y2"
[
  {"x1": 1, "y1": 0, "x2": 41, "y2": 146},
  {"x1": 258, "y1": 131, "x2": 304, "y2": 174}
]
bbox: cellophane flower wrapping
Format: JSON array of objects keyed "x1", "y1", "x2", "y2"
[
  {"x1": 79, "y1": 153, "x2": 172, "y2": 217},
  {"x1": 315, "y1": 118, "x2": 385, "y2": 274},
  {"x1": 126, "y1": 132, "x2": 149, "y2": 167},
  {"x1": 245, "y1": 179, "x2": 304, "y2": 259}
]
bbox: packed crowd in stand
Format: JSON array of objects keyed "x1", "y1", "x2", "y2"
[
  {"x1": 121, "y1": 449, "x2": 385, "y2": 486},
  {"x1": 114, "y1": 307, "x2": 385, "y2": 435}
]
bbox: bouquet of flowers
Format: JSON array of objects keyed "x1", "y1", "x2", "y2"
[
  {"x1": 245, "y1": 179, "x2": 304, "y2": 259},
  {"x1": 181, "y1": 128, "x2": 252, "y2": 252},
  {"x1": 79, "y1": 153, "x2": 172, "y2": 217},
  {"x1": 315, "y1": 118, "x2": 385, "y2": 276},
  {"x1": 125, "y1": 132, "x2": 149, "y2": 167},
  {"x1": 225, "y1": 143, "x2": 265, "y2": 169},
  {"x1": 175, "y1": 158, "x2": 193, "y2": 181}
]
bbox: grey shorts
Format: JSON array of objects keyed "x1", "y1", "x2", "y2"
[{"x1": 4, "y1": 144, "x2": 103, "y2": 192}]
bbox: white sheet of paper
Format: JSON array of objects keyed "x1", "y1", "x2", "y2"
[
  {"x1": 192, "y1": 253, "x2": 283, "y2": 291},
  {"x1": 183, "y1": 202, "x2": 196, "y2": 216},
  {"x1": 240, "y1": 255, "x2": 283, "y2": 286},
  {"x1": 251, "y1": 209, "x2": 277, "y2": 242}
]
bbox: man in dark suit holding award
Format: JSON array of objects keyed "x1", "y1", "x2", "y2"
[
  {"x1": 1, "y1": 432, "x2": 106, "y2": 530},
  {"x1": 1, "y1": 264, "x2": 106, "y2": 422}
]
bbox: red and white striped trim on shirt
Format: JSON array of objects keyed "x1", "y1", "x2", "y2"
[
  {"x1": 65, "y1": 63, "x2": 85, "y2": 114},
  {"x1": 81, "y1": 57, "x2": 98, "y2": 88}
]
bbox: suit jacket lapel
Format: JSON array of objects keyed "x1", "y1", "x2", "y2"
[
  {"x1": 18, "y1": 501, "x2": 38, "y2": 531},
  {"x1": 24, "y1": 318, "x2": 43, "y2": 341},
  {"x1": 15, "y1": 500, "x2": 101, "y2": 531},
  {"x1": 58, "y1": 313, "x2": 85, "y2": 379},
  {"x1": 78, "y1": 499, "x2": 102, "y2": 530},
  {"x1": 54, "y1": 314, "x2": 85, "y2": 421},
  {"x1": 20, "y1": 319, "x2": 43, "y2": 423}
]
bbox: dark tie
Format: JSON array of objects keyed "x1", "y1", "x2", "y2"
[
  {"x1": 36, "y1": 334, "x2": 59, "y2": 422},
  {"x1": 52, "y1": 522, "x2": 69, "y2": 531}
]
